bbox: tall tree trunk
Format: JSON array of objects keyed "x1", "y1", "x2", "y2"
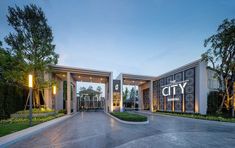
[
  {"x1": 33, "y1": 89, "x2": 40, "y2": 108},
  {"x1": 225, "y1": 79, "x2": 230, "y2": 110},
  {"x1": 217, "y1": 94, "x2": 226, "y2": 113},
  {"x1": 217, "y1": 79, "x2": 230, "y2": 113}
]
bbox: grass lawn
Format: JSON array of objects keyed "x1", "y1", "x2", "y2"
[
  {"x1": 110, "y1": 112, "x2": 147, "y2": 122},
  {"x1": 155, "y1": 111, "x2": 235, "y2": 123},
  {"x1": 0, "y1": 113, "x2": 64, "y2": 137}
]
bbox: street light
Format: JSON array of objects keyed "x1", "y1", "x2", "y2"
[{"x1": 28, "y1": 74, "x2": 33, "y2": 127}]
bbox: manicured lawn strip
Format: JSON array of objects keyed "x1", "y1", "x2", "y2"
[
  {"x1": 0, "y1": 113, "x2": 64, "y2": 137},
  {"x1": 155, "y1": 111, "x2": 235, "y2": 123},
  {"x1": 110, "y1": 112, "x2": 147, "y2": 122}
]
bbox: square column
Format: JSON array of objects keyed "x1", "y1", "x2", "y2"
[
  {"x1": 56, "y1": 80, "x2": 64, "y2": 111},
  {"x1": 138, "y1": 86, "x2": 143, "y2": 110},
  {"x1": 105, "y1": 82, "x2": 109, "y2": 112},
  {"x1": 109, "y1": 72, "x2": 113, "y2": 112},
  {"x1": 73, "y1": 82, "x2": 77, "y2": 113},
  {"x1": 119, "y1": 76, "x2": 123, "y2": 112},
  {"x1": 149, "y1": 80, "x2": 154, "y2": 112},
  {"x1": 44, "y1": 72, "x2": 52, "y2": 109},
  {"x1": 67, "y1": 72, "x2": 71, "y2": 115}
]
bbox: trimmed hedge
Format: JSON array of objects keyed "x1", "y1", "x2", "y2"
[
  {"x1": 207, "y1": 91, "x2": 223, "y2": 114},
  {"x1": 156, "y1": 111, "x2": 235, "y2": 123},
  {"x1": 110, "y1": 112, "x2": 147, "y2": 122},
  {"x1": 15, "y1": 108, "x2": 54, "y2": 114}
]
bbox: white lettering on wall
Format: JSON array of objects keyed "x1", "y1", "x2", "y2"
[{"x1": 161, "y1": 80, "x2": 188, "y2": 97}]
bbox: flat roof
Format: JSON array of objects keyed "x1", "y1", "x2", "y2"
[
  {"x1": 153, "y1": 59, "x2": 202, "y2": 80},
  {"x1": 121, "y1": 73, "x2": 155, "y2": 81},
  {"x1": 50, "y1": 65, "x2": 112, "y2": 77},
  {"x1": 50, "y1": 58, "x2": 202, "y2": 83}
]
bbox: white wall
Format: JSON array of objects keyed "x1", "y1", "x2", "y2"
[{"x1": 199, "y1": 61, "x2": 208, "y2": 114}]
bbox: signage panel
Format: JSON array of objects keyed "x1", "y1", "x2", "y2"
[{"x1": 113, "y1": 80, "x2": 121, "y2": 93}]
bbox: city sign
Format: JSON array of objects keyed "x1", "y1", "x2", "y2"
[{"x1": 161, "y1": 80, "x2": 188, "y2": 97}]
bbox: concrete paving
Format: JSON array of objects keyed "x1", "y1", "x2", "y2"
[{"x1": 8, "y1": 112, "x2": 235, "y2": 148}]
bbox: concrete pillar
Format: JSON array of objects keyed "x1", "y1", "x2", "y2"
[
  {"x1": 149, "y1": 80, "x2": 154, "y2": 112},
  {"x1": 105, "y1": 82, "x2": 109, "y2": 112},
  {"x1": 109, "y1": 72, "x2": 113, "y2": 112},
  {"x1": 198, "y1": 61, "x2": 208, "y2": 114},
  {"x1": 73, "y1": 81, "x2": 77, "y2": 113},
  {"x1": 56, "y1": 80, "x2": 64, "y2": 111},
  {"x1": 138, "y1": 86, "x2": 143, "y2": 110},
  {"x1": 44, "y1": 72, "x2": 52, "y2": 109},
  {"x1": 118, "y1": 74, "x2": 123, "y2": 112},
  {"x1": 67, "y1": 72, "x2": 71, "y2": 115}
]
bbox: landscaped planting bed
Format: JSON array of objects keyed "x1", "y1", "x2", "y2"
[
  {"x1": 0, "y1": 109, "x2": 65, "y2": 137},
  {"x1": 110, "y1": 112, "x2": 147, "y2": 122},
  {"x1": 156, "y1": 111, "x2": 235, "y2": 123}
]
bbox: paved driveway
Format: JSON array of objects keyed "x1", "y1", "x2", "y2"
[{"x1": 9, "y1": 112, "x2": 235, "y2": 148}]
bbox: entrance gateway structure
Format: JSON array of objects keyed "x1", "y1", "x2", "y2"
[{"x1": 44, "y1": 59, "x2": 219, "y2": 115}]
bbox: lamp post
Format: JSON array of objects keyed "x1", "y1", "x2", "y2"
[{"x1": 28, "y1": 74, "x2": 33, "y2": 127}]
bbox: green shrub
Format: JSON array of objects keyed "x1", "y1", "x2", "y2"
[
  {"x1": 155, "y1": 111, "x2": 235, "y2": 123},
  {"x1": 111, "y1": 112, "x2": 147, "y2": 122},
  {"x1": 207, "y1": 91, "x2": 223, "y2": 115},
  {"x1": 0, "y1": 113, "x2": 64, "y2": 137},
  {"x1": 15, "y1": 108, "x2": 54, "y2": 114},
  {"x1": 58, "y1": 109, "x2": 66, "y2": 114}
]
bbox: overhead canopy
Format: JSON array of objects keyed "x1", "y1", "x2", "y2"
[
  {"x1": 50, "y1": 65, "x2": 111, "y2": 83},
  {"x1": 120, "y1": 73, "x2": 155, "y2": 85}
]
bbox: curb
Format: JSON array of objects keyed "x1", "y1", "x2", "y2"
[
  {"x1": 0, "y1": 113, "x2": 78, "y2": 147},
  {"x1": 105, "y1": 112, "x2": 149, "y2": 125}
]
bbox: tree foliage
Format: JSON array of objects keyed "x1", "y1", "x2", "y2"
[
  {"x1": 4, "y1": 4, "x2": 59, "y2": 107},
  {"x1": 129, "y1": 87, "x2": 138, "y2": 101},
  {"x1": 0, "y1": 41, "x2": 27, "y2": 119},
  {"x1": 202, "y1": 19, "x2": 235, "y2": 113},
  {"x1": 79, "y1": 86, "x2": 101, "y2": 98},
  {"x1": 123, "y1": 87, "x2": 129, "y2": 102}
]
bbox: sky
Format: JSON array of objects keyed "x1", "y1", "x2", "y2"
[{"x1": 1, "y1": 0, "x2": 235, "y2": 91}]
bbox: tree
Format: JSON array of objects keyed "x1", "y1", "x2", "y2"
[
  {"x1": 96, "y1": 86, "x2": 102, "y2": 98},
  {"x1": 123, "y1": 87, "x2": 129, "y2": 102},
  {"x1": 129, "y1": 87, "x2": 136, "y2": 101},
  {"x1": 202, "y1": 19, "x2": 235, "y2": 113},
  {"x1": 4, "y1": 4, "x2": 59, "y2": 107},
  {"x1": 0, "y1": 41, "x2": 27, "y2": 118},
  {"x1": 96, "y1": 86, "x2": 102, "y2": 92}
]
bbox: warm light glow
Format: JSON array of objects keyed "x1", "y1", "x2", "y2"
[
  {"x1": 90, "y1": 77, "x2": 92, "y2": 80},
  {"x1": 78, "y1": 75, "x2": 80, "y2": 78},
  {"x1": 53, "y1": 85, "x2": 56, "y2": 95},
  {"x1": 28, "y1": 74, "x2": 33, "y2": 88},
  {"x1": 62, "y1": 74, "x2": 65, "y2": 77}
]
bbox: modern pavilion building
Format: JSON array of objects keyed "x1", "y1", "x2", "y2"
[{"x1": 44, "y1": 59, "x2": 219, "y2": 115}]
